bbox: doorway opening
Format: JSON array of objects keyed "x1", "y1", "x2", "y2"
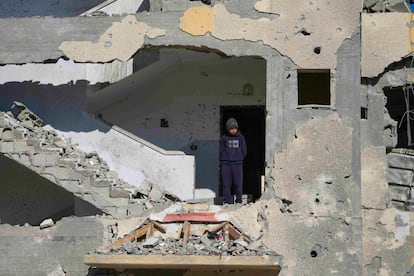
[
  {"x1": 220, "y1": 106, "x2": 265, "y2": 202},
  {"x1": 87, "y1": 46, "x2": 266, "y2": 200}
]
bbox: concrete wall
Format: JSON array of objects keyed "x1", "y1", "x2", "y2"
[
  {"x1": 0, "y1": 216, "x2": 106, "y2": 275},
  {"x1": 3, "y1": 0, "x2": 411, "y2": 275}
]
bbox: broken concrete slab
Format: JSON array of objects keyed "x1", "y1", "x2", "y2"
[
  {"x1": 388, "y1": 153, "x2": 414, "y2": 171},
  {"x1": 11, "y1": 101, "x2": 43, "y2": 127},
  {"x1": 387, "y1": 167, "x2": 414, "y2": 186},
  {"x1": 142, "y1": 237, "x2": 160, "y2": 248},
  {"x1": 40, "y1": 218, "x2": 55, "y2": 229}
]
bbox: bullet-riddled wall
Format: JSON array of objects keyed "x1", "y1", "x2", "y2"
[{"x1": 4, "y1": 0, "x2": 405, "y2": 275}]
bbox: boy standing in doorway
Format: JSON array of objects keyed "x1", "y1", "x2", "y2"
[{"x1": 220, "y1": 117, "x2": 247, "y2": 204}]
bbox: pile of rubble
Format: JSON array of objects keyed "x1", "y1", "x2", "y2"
[
  {"x1": 94, "y1": 204, "x2": 279, "y2": 258},
  {"x1": 108, "y1": 234, "x2": 278, "y2": 257}
]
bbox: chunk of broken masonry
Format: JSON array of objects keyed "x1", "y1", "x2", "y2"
[
  {"x1": 11, "y1": 101, "x2": 43, "y2": 127},
  {"x1": 143, "y1": 237, "x2": 160, "y2": 248},
  {"x1": 40, "y1": 218, "x2": 54, "y2": 229}
]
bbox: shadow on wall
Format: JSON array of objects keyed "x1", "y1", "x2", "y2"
[
  {"x1": 0, "y1": 81, "x2": 111, "y2": 133},
  {"x1": 0, "y1": 0, "x2": 106, "y2": 17},
  {"x1": 0, "y1": 153, "x2": 103, "y2": 226}
]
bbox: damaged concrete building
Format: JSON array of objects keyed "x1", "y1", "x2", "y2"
[{"x1": 1, "y1": 0, "x2": 414, "y2": 274}]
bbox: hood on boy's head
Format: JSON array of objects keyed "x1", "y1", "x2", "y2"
[{"x1": 225, "y1": 117, "x2": 238, "y2": 131}]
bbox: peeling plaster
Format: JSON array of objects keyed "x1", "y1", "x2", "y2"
[
  {"x1": 59, "y1": 15, "x2": 166, "y2": 62},
  {"x1": 180, "y1": 1, "x2": 361, "y2": 69},
  {"x1": 362, "y1": 13, "x2": 410, "y2": 77},
  {"x1": 363, "y1": 208, "x2": 411, "y2": 275}
]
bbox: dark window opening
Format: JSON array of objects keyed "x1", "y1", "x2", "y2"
[
  {"x1": 298, "y1": 69, "x2": 330, "y2": 106},
  {"x1": 384, "y1": 86, "x2": 414, "y2": 149},
  {"x1": 361, "y1": 107, "x2": 368, "y2": 119}
]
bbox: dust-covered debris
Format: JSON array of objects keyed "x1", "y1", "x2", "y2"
[
  {"x1": 40, "y1": 218, "x2": 54, "y2": 229},
  {"x1": 102, "y1": 233, "x2": 278, "y2": 257}
]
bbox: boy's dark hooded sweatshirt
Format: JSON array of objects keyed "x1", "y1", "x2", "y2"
[{"x1": 220, "y1": 130, "x2": 247, "y2": 163}]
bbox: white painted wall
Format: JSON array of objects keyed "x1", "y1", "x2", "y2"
[
  {"x1": 0, "y1": 59, "x2": 132, "y2": 85},
  {"x1": 49, "y1": 126, "x2": 195, "y2": 200},
  {"x1": 81, "y1": 0, "x2": 144, "y2": 16}
]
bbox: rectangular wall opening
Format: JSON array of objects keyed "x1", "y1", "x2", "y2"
[{"x1": 298, "y1": 69, "x2": 331, "y2": 106}]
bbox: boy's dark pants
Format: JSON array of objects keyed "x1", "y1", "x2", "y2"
[{"x1": 221, "y1": 162, "x2": 243, "y2": 204}]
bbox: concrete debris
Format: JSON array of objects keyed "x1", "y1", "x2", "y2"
[
  {"x1": 10, "y1": 101, "x2": 43, "y2": 128},
  {"x1": 0, "y1": 107, "x2": 181, "y2": 219},
  {"x1": 234, "y1": 237, "x2": 248, "y2": 248},
  {"x1": 106, "y1": 233, "x2": 278, "y2": 257},
  {"x1": 136, "y1": 179, "x2": 180, "y2": 206},
  {"x1": 387, "y1": 151, "x2": 414, "y2": 210},
  {"x1": 142, "y1": 237, "x2": 160, "y2": 248},
  {"x1": 40, "y1": 218, "x2": 54, "y2": 229}
]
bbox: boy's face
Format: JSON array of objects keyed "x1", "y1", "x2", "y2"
[{"x1": 228, "y1": 127, "x2": 238, "y2": 135}]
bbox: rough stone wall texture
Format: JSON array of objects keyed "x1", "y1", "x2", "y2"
[
  {"x1": 0, "y1": 217, "x2": 105, "y2": 275},
  {"x1": 264, "y1": 114, "x2": 361, "y2": 275}
]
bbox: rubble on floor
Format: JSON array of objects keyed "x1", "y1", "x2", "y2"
[
  {"x1": 92, "y1": 203, "x2": 278, "y2": 258},
  {"x1": 108, "y1": 233, "x2": 278, "y2": 257}
]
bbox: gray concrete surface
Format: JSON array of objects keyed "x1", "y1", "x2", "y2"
[{"x1": 0, "y1": 0, "x2": 413, "y2": 275}]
